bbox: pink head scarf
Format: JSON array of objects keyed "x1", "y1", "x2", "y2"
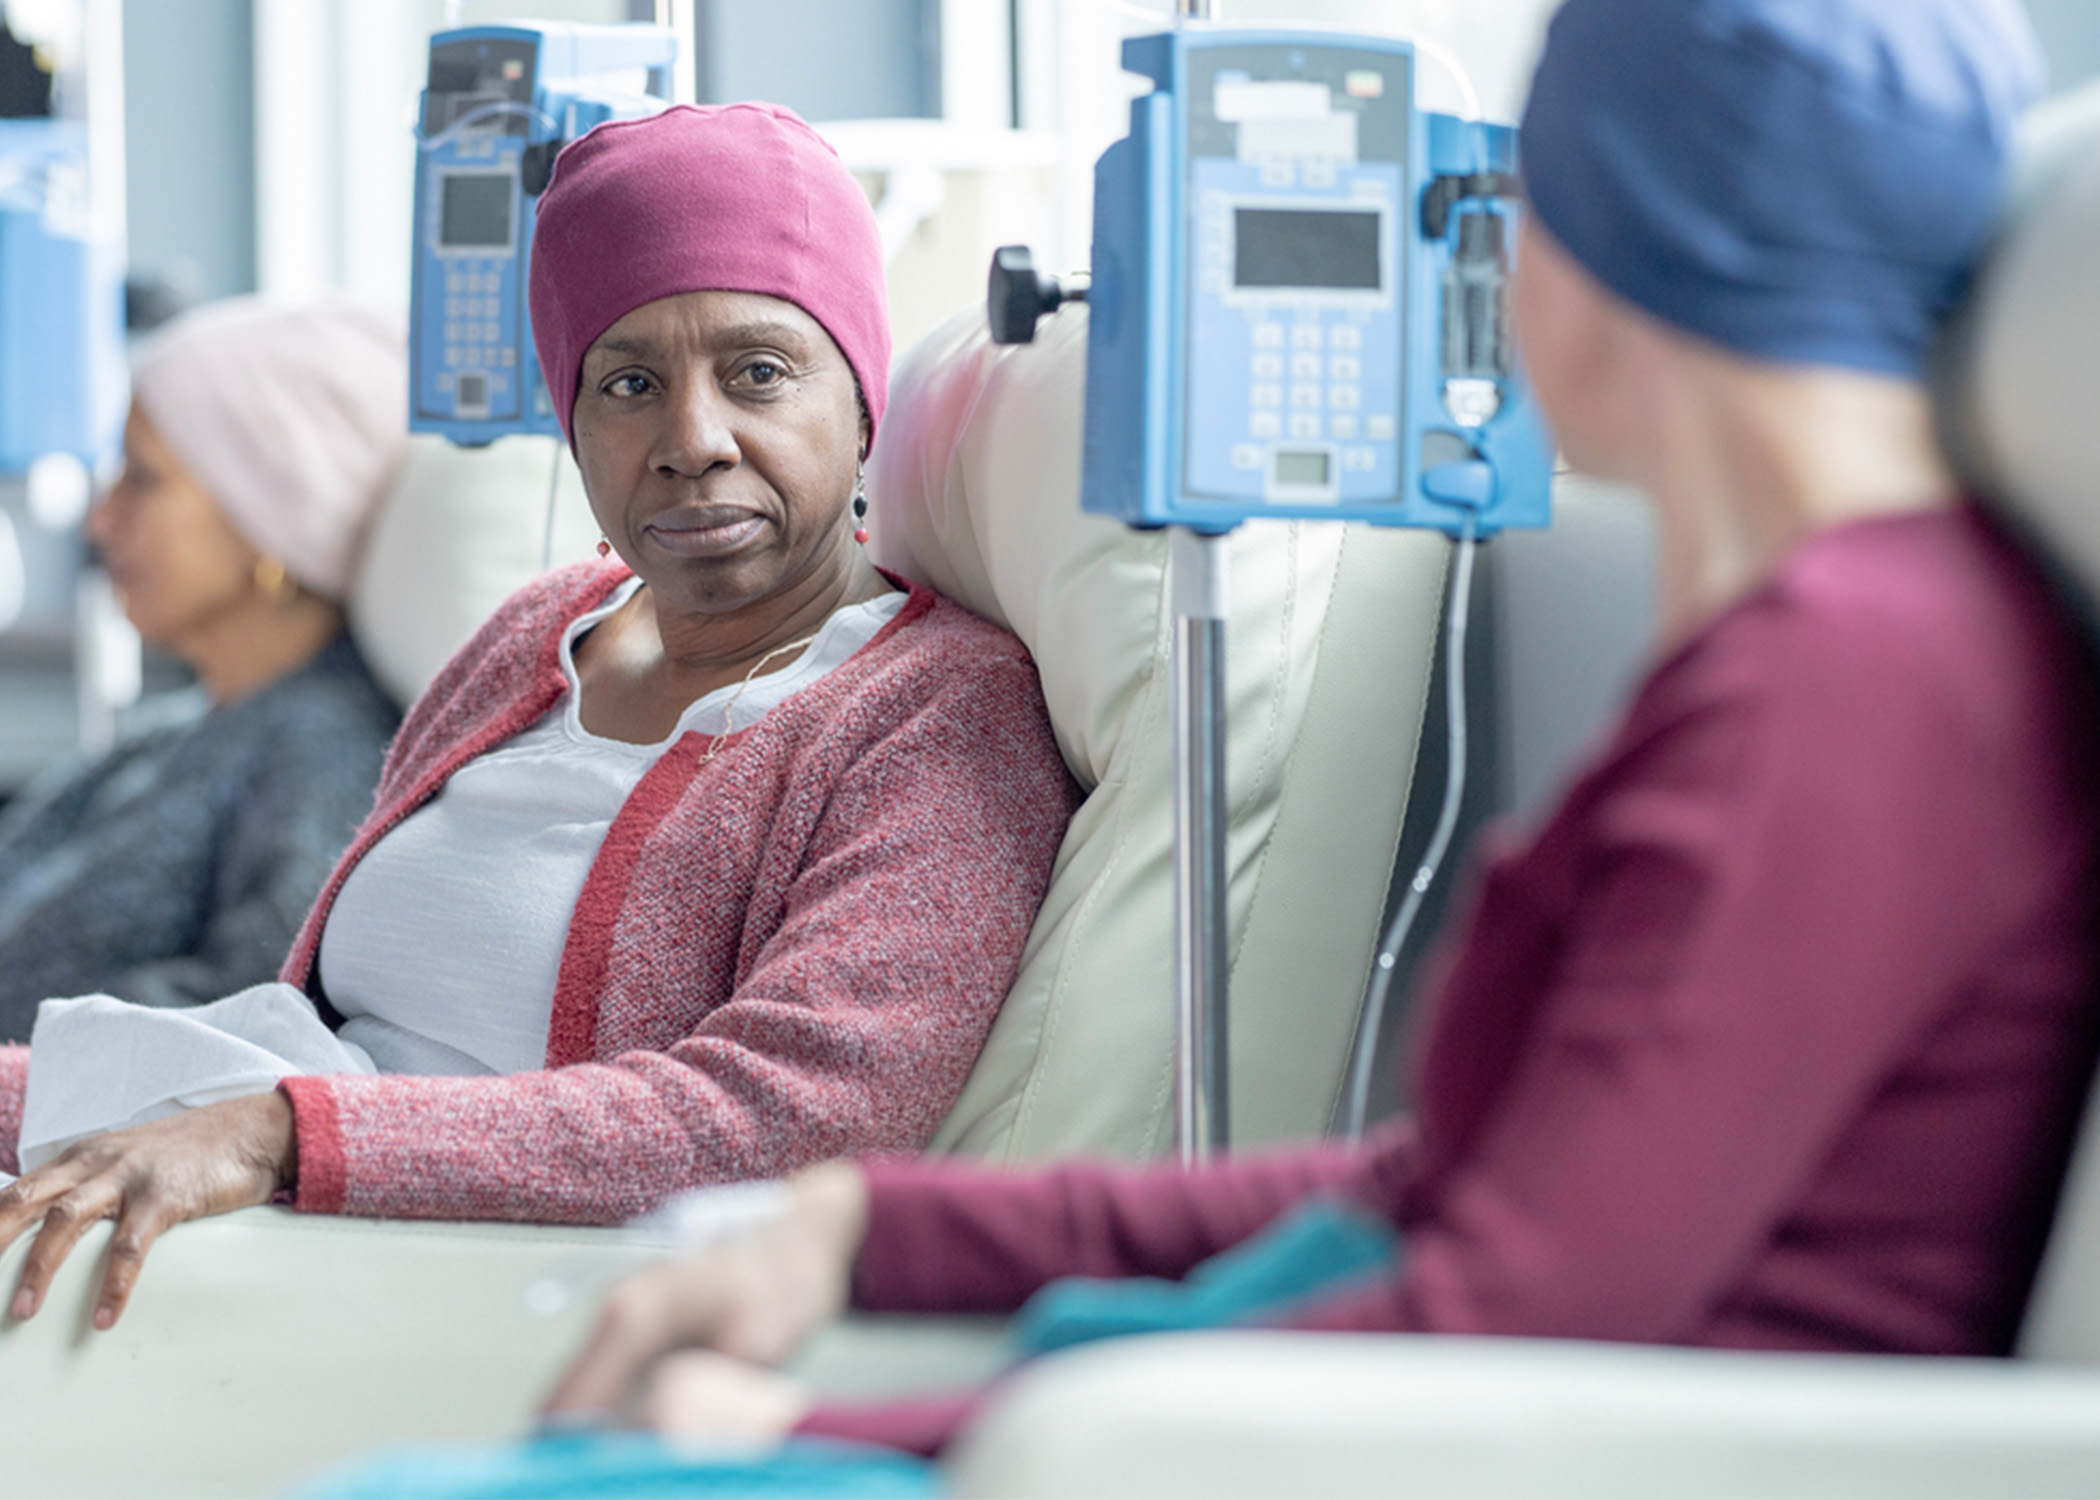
[
  {"x1": 129, "y1": 297, "x2": 407, "y2": 602},
  {"x1": 526, "y1": 103, "x2": 890, "y2": 447}
]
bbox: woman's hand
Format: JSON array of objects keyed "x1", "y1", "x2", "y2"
[
  {"x1": 541, "y1": 1160, "x2": 869, "y2": 1434},
  {"x1": 0, "y1": 1091, "x2": 296, "y2": 1330}
]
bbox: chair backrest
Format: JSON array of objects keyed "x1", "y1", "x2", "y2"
[
  {"x1": 348, "y1": 434, "x2": 600, "y2": 708},
  {"x1": 1932, "y1": 80, "x2": 2100, "y2": 1360},
  {"x1": 869, "y1": 305, "x2": 1451, "y2": 1160}
]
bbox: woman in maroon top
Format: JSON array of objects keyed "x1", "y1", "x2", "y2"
[{"x1": 543, "y1": 0, "x2": 2100, "y2": 1452}]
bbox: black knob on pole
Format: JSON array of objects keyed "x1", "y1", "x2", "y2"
[{"x1": 987, "y1": 245, "x2": 1087, "y2": 345}]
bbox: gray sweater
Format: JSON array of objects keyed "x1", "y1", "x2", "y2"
[{"x1": 0, "y1": 633, "x2": 398, "y2": 1039}]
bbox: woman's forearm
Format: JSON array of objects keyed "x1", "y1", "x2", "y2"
[{"x1": 850, "y1": 1126, "x2": 1416, "y2": 1315}]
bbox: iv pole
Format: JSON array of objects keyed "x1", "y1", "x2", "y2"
[
  {"x1": 988, "y1": 0, "x2": 1233, "y2": 1165},
  {"x1": 1172, "y1": 526, "x2": 1230, "y2": 1163},
  {"x1": 1169, "y1": 0, "x2": 1228, "y2": 1165}
]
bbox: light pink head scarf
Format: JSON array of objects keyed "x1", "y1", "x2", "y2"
[
  {"x1": 527, "y1": 103, "x2": 889, "y2": 446},
  {"x1": 129, "y1": 297, "x2": 407, "y2": 601}
]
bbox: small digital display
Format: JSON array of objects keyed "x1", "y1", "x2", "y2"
[
  {"x1": 440, "y1": 174, "x2": 514, "y2": 249},
  {"x1": 1274, "y1": 450, "x2": 1330, "y2": 486},
  {"x1": 1235, "y1": 208, "x2": 1381, "y2": 291}
]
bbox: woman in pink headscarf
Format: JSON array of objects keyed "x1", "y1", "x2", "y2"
[
  {"x1": 0, "y1": 298, "x2": 404, "y2": 1035},
  {"x1": 0, "y1": 104, "x2": 1078, "y2": 1331}
]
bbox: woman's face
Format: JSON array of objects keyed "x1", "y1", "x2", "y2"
[
  {"x1": 571, "y1": 289, "x2": 867, "y2": 621},
  {"x1": 86, "y1": 405, "x2": 260, "y2": 655}
]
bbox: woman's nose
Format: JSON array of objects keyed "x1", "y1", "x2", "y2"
[
  {"x1": 83, "y1": 493, "x2": 119, "y2": 549},
  {"x1": 655, "y1": 382, "x2": 740, "y2": 476}
]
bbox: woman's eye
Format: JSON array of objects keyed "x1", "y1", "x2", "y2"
[
  {"x1": 741, "y1": 360, "x2": 785, "y2": 388},
  {"x1": 603, "y1": 372, "x2": 652, "y2": 398}
]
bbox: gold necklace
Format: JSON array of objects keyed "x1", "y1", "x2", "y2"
[{"x1": 699, "y1": 631, "x2": 821, "y2": 764}]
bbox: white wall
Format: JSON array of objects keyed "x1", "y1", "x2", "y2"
[
  {"x1": 2026, "y1": 0, "x2": 2100, "y2": 94},
  {"x1": 123, "y1": 0, "x2": 254, "y2": 303},
  {"x1": 248, "y1": 0, "x2": 631, "y2": 311}
]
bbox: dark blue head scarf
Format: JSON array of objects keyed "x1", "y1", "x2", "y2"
[{"x1": 1518, "y1": 0, "x2": 2045, "y2": 376}]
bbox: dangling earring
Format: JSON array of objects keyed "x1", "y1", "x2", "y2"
[
  {"x1": 596, "y1": 536, "x2": 611, "y2": 558},
  {"x1": 852, "y1": 457, "x2": 869, "y2": 546},
  {"x1": 253, "y1": 555, "x2": 295, "y2": 601}
]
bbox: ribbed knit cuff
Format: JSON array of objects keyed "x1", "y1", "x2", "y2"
[
  {"x1": 791, "y1": 1392, "x2": 988, "y2": 1459},
  {"x1": 279, "y1": 1075, "x2": 347, "y2": 1213},
  {"x1": 0, "y1": 1044, "x2": 27, "y2": 1176}
]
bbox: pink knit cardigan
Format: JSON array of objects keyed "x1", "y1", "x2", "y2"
[{"x1": 244, "y1": 562, "x2": 1077, "y2": 1222}]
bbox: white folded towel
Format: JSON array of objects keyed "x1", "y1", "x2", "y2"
[{"x1": 19, "y1": 982, "x2": 377, "y2": 1172}]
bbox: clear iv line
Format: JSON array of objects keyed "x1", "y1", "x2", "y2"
[
  {"x1": 1343, "y1": 516, "x2": 1477, "y2": 1142},
  {"x1": 417, "y1": 99, "x2": 561, "y2": 153},
  {"x1": 1409, "y1": 35, "x2": 1483, "y2": 131}
]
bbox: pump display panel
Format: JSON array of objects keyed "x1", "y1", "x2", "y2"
[
  {"x1": 1232, "y1": 208, "x2": 1382, "y2": 290},
  {"x1": 438, "y1": 174, "x2": 514, "y2": 249},
  {"x1": 1176, "y1": 42, "x2": 1409, "y2": 510}
]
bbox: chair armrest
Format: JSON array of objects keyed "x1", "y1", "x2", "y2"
[
  {"x1": 0, "y1": 1207, "x2": 1014, "y2": 1497},
  {"x1": 0, "y1": 1207, "x2": 673, "y2": 1495},
  {"x1": 792, "y1": 1314, "x2": 1012, "y2": 1403},
  {"x1": 945, "y1": 1331, "x2": 2100, "y2": 1499}
]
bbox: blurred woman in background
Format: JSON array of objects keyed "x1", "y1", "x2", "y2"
[{"x1": 0, "y1": 298, "x2": 404, "y2": 1036}]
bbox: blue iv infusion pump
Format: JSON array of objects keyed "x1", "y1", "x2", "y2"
[
  {"x1": 409, "y1": 23, "x2": 677, "y2": 446},
  {"x1": 991, "y1": 28, "x2": 1555, "y2": 1157},
  {"x1": 997, "y1": 28, "x2": 1552, "y2": 535}
]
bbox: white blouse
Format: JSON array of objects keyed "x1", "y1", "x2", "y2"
[{"x1": 317, "y1": 581, "x2": 907, "y2": 1076}]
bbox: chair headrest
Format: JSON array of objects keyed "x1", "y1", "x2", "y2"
[
  {"x1": 1936, "y1": 82, "x2": 2100, "y2": 597},
  {"x1": 349, "y1": 435, "x2": 600, "y2": 707},
  {"x1": 864, "y1": 306, "x2": 1163, "y2": 790}
]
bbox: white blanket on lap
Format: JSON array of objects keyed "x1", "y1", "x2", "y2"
[{"x1": 17, "y1": 982, "x2": 378, "y2": 1172}]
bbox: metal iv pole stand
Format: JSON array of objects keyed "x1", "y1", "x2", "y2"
[
  {"x1": 1168, "y1": 0, "x2": 1228, "y2": 1167},
  {"x1": 1171, "y1": 528, "x2": 1231, "y2": 1163}
]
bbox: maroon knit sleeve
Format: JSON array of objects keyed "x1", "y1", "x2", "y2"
[
  {"x1": 849, "y1": 1124, "x2": 1419, "y2": 1314},
  {"x1": 857, "y1": 517, "x2": 2100, "y2": 1355},
  {"x1": 791, "y1": 1393, "x2": 988, "y2": 1459}
]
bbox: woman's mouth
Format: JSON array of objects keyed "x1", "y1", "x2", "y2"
[{"x1": 644, "y1": 510, "x2": 767, "y2": 558}]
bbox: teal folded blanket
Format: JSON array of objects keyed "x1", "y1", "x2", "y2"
[
  {"x1": 1009, "y1": 1199, "x2": 1400, "y2": 1357},
  {"x1": 300, "y1": 1435, "x2": 937, "y2": 1500}
]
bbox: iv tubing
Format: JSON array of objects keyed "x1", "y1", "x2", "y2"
[
  {"x1": 1343, "y1": 519, "x2": 1477, "y2": 1142},
  {"x1": 1407, "y1": 32, "x2": 1491, "y2": 175},
  {"x1": 418, "y1": 99, "x2": 561, "y2": 153}
]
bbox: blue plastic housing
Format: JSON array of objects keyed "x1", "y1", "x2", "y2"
[
  {"x1": 0, "y1": 119, "x2": 124, "y2": 473},
  {"x1": 1081, "y1": 29, "x2": 1552, "y2": 537},
  {"x1": 409, "y1": 23, "x2": 675, "y2": 446}
]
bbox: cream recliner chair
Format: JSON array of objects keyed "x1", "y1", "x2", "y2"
[
  {"x1": 931, "y1": 79, "x2": 2100, "y2": 1500},
  {"x1": 0, "y1": 299, "x2": 1454, "y2": 1490},
  {"x1": 349, "y1": 432, "x2": 598, "y2": 708},
  {"x1": 873, "y1": 303, "x2": 1448, "y2": 1156}
]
